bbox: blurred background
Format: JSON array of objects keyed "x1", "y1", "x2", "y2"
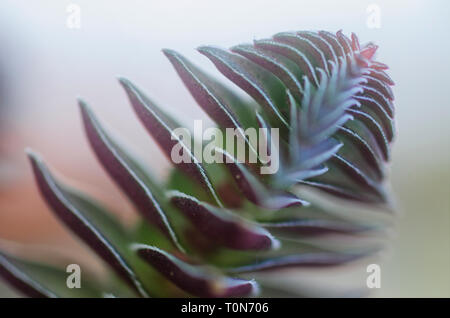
[{"x1": 0, "y1": 0, "x2": 448, "y2": 297}]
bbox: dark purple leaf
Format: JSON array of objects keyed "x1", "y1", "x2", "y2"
[
  {"x1": 79, "y1": 100, "x2": 184, "y2": 252},
  {"x1": 337, "y1": 126, "x2": 384, "y2": 181},
  {"x1": 134, "y1": 244, "x2": 259, "y2": 297},
  {"x1": 168, "y1": 190, "x2": 280, "y2": 250},
  {"x1": 336, "y1": 30, "x2": 354, "y2": 56},
  {"x1": 163, "y1": 49, "x2": 241, "y2": 129},
  {"x1": 27, "y1": 149, "x2": 149, "y2": 297},
  {"x1": 197, "y1": 45, "x2": 289, "y2": 127},
  {"x1": 261, "y1": 219, "x2": 373, "y2": 236},
  {"x1": 225, "y1": 252, "x2": 371, "y2": 273},
  {"x1": 351, "y1": 32, "x2": 361, "y2": 51},
  {"x1": 163, "y1": 49, "x2": 259, "y2": 159},
  {"x1": 0, "y1": 251, "x2": 104, "y2": 297},
  {"x1": 347, "y1": 108, "x2": 390, "y2": 161},
  {"x1": 0, "y1": 252, "x2": 57, "y2": 298},
  {"x1": 331, "y1": 154, "x2": 386, "y2": 200},
  {"x1": 298, "y1": 179, "x2": 374, "y2": 203},
  {"x1": 359, "y1": 85, "x2": 394, "y2": 117},
  {"x1": 216, "y1": 147, "x2": 308, "y2": 209},
  {"x1": 367, "y1": 68, "x2": 394, "y2": 86},
  {"x1": 231, "y1": 43, "x2": 304, "y2": 102},
  {"x1": 302, "y1": 154, "x2": 389, "y2": 205},
  {"x1": 318, "y1": 31, "x2": 346, "y2": 59},
  {"x1": 297, "y1": 31, "x2": 338, "y2": 64},
  {"x1": 273, "y1": 32, "x2": 330, "y2": 75},
  {"x1": 253, "y1": 39, "x2": 319, "y2": 86},
  {"x1": 363, "y1": 75, "x2": 394, "y2": 100},
  {"x1": 118, "y1": 78, "x2": 223, "y2": 207},
  {"x1": 355, "y1": 95, "x2": 395, "y2": 142}
]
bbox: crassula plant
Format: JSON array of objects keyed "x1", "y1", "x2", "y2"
[{"x1": 0, "y1": 30, "x2": 395, "y2": 298}]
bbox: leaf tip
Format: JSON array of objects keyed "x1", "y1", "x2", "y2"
[
  {"x1": 196, "y1": 45, "x2": 217, "y2": 57},
  {"x1": 161, "y1": 48, "x2": 177, "y2": 58},
  {"x1": 24, "y1": 147, "x2": 37, "y2": 159},
  {"x1": 25, "y1": 148, "x2": 44, "y2": 173},
  {"x1": 77, "y1": 98, "x2": 90, "y2": 114},
  {"x1": 117, "y1": 76, "x2": 129, "y2": 86}
]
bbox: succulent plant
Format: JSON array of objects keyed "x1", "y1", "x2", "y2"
[{"x1": 0, "y1": 30, "x2": 395, "y2": 298}]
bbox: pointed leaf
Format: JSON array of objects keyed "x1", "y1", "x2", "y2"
[
  {"x1": 0, "y1": 252, "x2": 57, "y2": 298},
  {"x1": 163, "y1": 49, "x2": 254, "y2": 130},
  {"x1": 347, "y1": 109, "x2": 390, "y2": 161},
  {"x1": 363, "y1": 75, "x2": 394, "y2": 100},
  {"x1": 261, "y1": 219, "x2": 374, "y2": 236},
  {"x1": 273, "y1": 32, "x2": 330, "y2": 75},
  {"x1": 303, "y1": 154, "x2": 388, "y2": 204},
  {"x1": 355, "y1": 95, "x2": 395, "y2": 142},
  {"x1": 27, "y1": 150, "x2": 149, "y2": 297},
  {"x1": 163, "y1": 49, "x2": 259, "y2": 160},
  {"x1": 231, "y1": 43, "x2": 304, "y2": 102},
  {"x1": 254, "y1": 39, "x2": 319, "y2": 86},
  {"x1": 318, "y1": 31, "x2": 346, "y2": 59},
  {"x1": 134, "y1": 245, "x2": 259, "y2": 297},
  {"x1": 0, "y1": 252, "x2": 105, "y2": 298},
  {"x1": 225, "y1": 252, "x2": 370, "y2": 273},
  {"x1": 336, "y1": 30, "x2": 354, "y2": 56},
  {"x1": 297, "y1": 31, "x2": 338, "y2": 64},
  {"x1": 336, "y1": 126, "x2": 384, "y2": 181},
  {"x1": 168, "y1": 190, "x2": 280, "y2": 250},
  {"x1": 197, "y1": 46, "x2": 289, "y2": 127},
  {"x1": 367, "y1": 68, "x2": 394, "y2": 86},
  {"x1": 360, "y1": 85, "x2": 394, "y2": 117},
  {"x1": 118, "y1": 77, "x2": 223, "y2": 207},
  {"x1": 216, "y1": 147, "x2": 308, "y2": 209},
  {"x1": 79, "y1": 100, "x2": 184, "y2": 252}
]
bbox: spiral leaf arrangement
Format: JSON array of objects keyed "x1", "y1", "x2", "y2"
[{"x1": 0, "y1": 30, "x2": 395, "y2": 297}]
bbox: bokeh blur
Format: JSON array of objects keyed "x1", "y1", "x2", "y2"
[{"x1": 0, "y1": 0, "x2": 449, "y2": 297}]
